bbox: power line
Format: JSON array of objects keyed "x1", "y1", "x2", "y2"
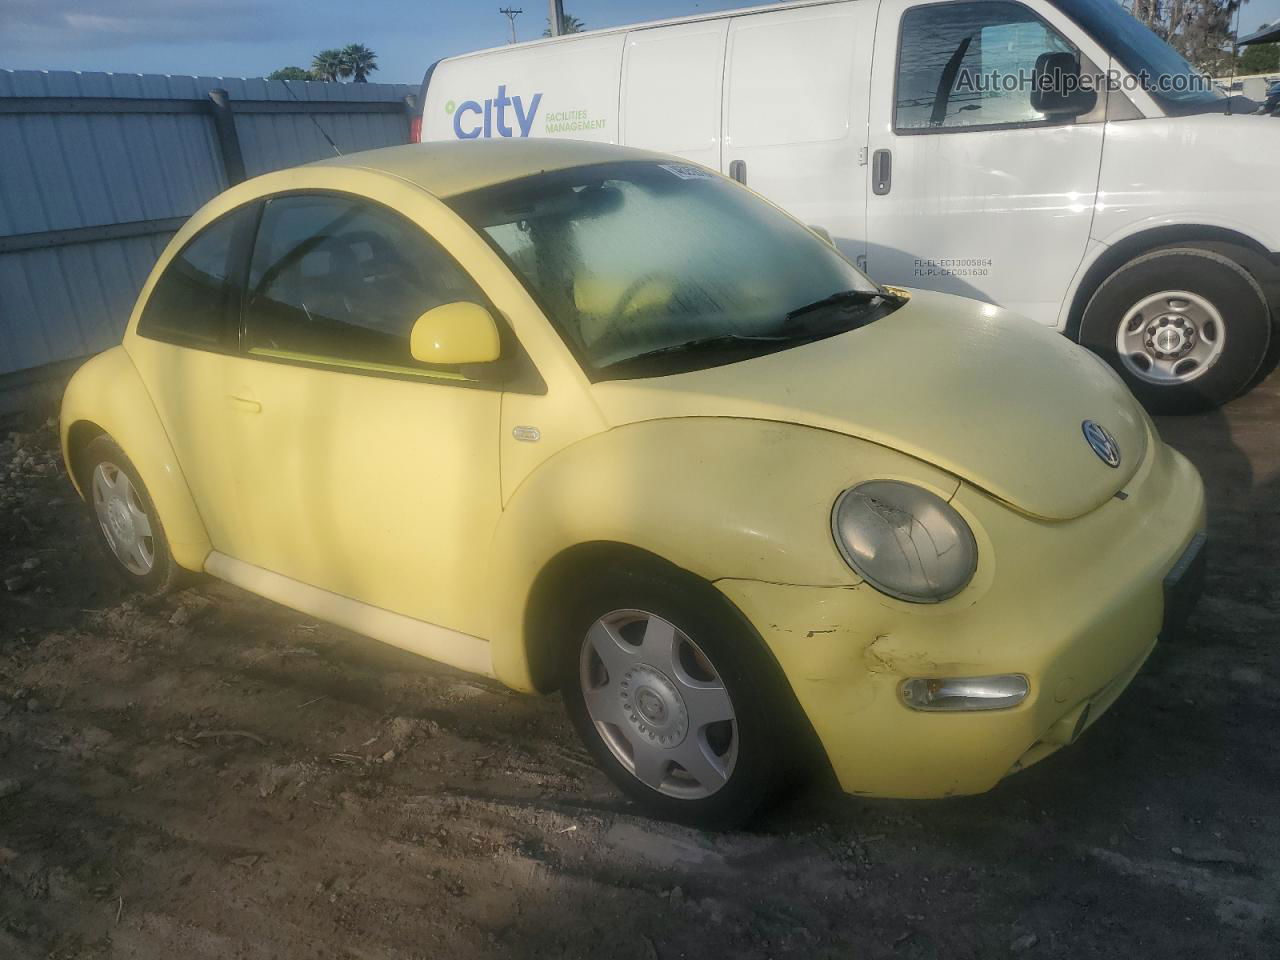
[
  {"x1": 499, "y1": 7, "x2": 523, "y2": 44},
  {"x1": 277, "y1": 79, "x2": 342, "y2": 157}
]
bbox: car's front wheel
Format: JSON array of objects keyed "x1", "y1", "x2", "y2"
[
  {"x1": 559, "y1": 567, "x2": 798, "y2": 828},
  {"x1": 83, "y1": 434, "x2": 183, "y2": 598}
]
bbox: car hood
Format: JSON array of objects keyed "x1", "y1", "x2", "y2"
[{"x1": 588, "y1": 290, "x2": 1148, "y2": 521}]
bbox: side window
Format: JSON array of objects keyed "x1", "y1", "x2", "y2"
[
  {"x1": 895, "y1": 2, "x2": 1077, "y2": 132},
  {"x1": 244, "y1": 194, "x2": 486, "y2": 375},
  {"x1": 137, "y1": 206, "x2": 254, "y2": 348}
]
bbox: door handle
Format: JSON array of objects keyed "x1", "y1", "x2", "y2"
[
  {"x1": 728, "y1": 159, "x2": 747, "y2": 185},
  {"x1": 228, "y1": 393, "x2": 262, "y2": 413},
  {"x1": 871, "y1": 149, "x2": 892, "y2": 196}
]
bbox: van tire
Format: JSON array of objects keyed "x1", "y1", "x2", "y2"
[
  {"x1": 1078, "y1": 247, "x2": 1270, "y2": 414},
  {"x1": 558, "y1": 564, "x2": 799, "y2": 829}
]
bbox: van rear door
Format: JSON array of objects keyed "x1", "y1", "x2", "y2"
[
  {"x1": 721, "y1": 2, "x2": 875, "y2": 266},
  {"x1": 865, "y1": 0, "x2": 1109, "y2": 325},
  {"x1": 620, "y1": 20, "x2": 729, "y2": 170}
]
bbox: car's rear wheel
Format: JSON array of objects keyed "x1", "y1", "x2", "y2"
[
  {"x1": 1078, "y1": 247, "x2": 1271, "y2": 413},
  {"x1": 559, "y1": 566, "x2": 797, "y2": 828},
  {"x1": 83, "y1": 435, "x2": 182, "y2": 598}
]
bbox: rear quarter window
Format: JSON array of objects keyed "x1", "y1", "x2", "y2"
[{"x1": 137, "y1": 206, "x2": 256, "y2": 349}]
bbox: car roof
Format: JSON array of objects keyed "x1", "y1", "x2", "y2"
[{"x1": 310, "y1": 140, "x2": 676, "y2": 199}]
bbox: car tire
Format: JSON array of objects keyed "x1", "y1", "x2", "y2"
[
  {"x1": 1078, "y1": 246, "x2": 1271, "y2": 414},
  {"x1": 558, "y1": 564, "x2": 800, "y2": 829},
  {"x1": 82, "y1": 435, "x2": 184, "y2": 599}
]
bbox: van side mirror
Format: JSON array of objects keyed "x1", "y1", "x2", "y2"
[
  {"x1": 409, "y1": 302, "x2": 501, "y2": 366},
  {"x1": 1030, "y1": 52, "x2": 1097, "y2": 117}
]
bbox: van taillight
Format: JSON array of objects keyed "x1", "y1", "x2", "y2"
[{"x1": 408, "y1": 115, "x2": 422, "y2": 143}]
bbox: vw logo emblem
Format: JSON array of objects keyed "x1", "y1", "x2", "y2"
[{"x1": 1082, "y1": 420, "x2": 1121, "y2": 468}]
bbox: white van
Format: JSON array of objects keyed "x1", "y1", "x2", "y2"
[{"x1": 414, "y1": 0, "x2": 1280, "y2": 411}]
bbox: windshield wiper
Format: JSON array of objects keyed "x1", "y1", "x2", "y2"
[
  {"x1": 603, "y1": 333, "x2": 796, "y2": 369},
  {"x1": 785, "y1": 288, "x2": 905, "y2": 323}
]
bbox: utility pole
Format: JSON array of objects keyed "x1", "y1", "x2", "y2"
[
  {"x1": 499, "y1": 7, "x2": 522, "y2": 44},
  {"x1": 548, "y1": 0, "x2": 564, "y2": 36}
]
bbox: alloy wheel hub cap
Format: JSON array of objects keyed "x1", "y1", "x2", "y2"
[
  {"x1": 92, "y1": 462, "x2": 155, "y2": 576},
  {"x1": 107, "y1": 498, "x2": 134, "y2": 544},
  {"x1": 620, "y1": 665, "x2": 688, "y2": 747}
]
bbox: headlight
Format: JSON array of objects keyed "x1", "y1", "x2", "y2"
[{"x1": 831, "y1": 480, "x2": 977, "y2": 602}]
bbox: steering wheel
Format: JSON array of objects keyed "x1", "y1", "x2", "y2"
[{"x1": 607, "y1": 272, "x2": 687, "y2": 327}]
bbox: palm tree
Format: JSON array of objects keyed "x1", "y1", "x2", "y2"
[
  {"x1": 543, "y1": 13, "x2": 586, "y2": 36},
  {"x1": 311, "y1": 49, "x2": 344, "y2": 82},
  {"x1": 341, "y1": 44, "x2": 379, "y2": 83}
]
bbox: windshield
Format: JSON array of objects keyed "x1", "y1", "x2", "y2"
[
  {"x1": 1054, "y1": 0, "x2": 1223, "y2": 112},
  {"x1": 448, "y1": 161, "x2": 890, "y2": 379}
]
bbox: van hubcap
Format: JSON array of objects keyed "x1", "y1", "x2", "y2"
[
  {"x1": 91, "y1": 462, "x2": 155, "y2": 576},
  {"x1": 1116, "y1": 290, "x2": 1225, "y2": 385},
  {"x1": 579, "y1": 610, "x2": 737, "y2": 799}
]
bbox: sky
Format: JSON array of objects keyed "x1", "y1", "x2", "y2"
[{"x1": 0, "y1": 0, "x2": 1277, "y2": 85}]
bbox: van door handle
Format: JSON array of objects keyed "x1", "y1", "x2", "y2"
[
  {"x1": 728, "y1": 159, "x2": 747, "y2": 185},
  {"x1": 228, "y1": 393, "x2": 262, "y2": 413},
  {"x1": 871, "y1": 149, "x2": 892, "y2": 195}
]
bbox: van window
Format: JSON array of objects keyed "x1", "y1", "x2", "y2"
[
  {"x1": 243, "y1": 194, "x2": 485, "y2": 377},
  {"x1": 1055, "y1": 0, "x2": 1221, "y2": 112},
  {"x1": 137, "y1": 207, "x2": 255, "y2": 349},
  {"x1": 895, "y1": 1, "x2": 1077, "y2": 131}
]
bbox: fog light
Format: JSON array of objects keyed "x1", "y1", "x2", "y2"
[{"x1": 901, "y1": 675, "x2": 1029, "y2": 711}]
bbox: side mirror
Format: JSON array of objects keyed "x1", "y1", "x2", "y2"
[
  {"x1": 1030, "y1": 52, "x2": 1097, "y2": 117},
  {"x1": 409, "y1": 302, "x2": 501, "y2": 366}
]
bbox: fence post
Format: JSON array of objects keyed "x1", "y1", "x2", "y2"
[{"x1": 207, "y1": 88, "x2": 246, "y2": 186}]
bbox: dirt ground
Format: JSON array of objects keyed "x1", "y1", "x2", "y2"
[{"x1": 1, "y1": 375, "x2": 1277, "y2": 960}]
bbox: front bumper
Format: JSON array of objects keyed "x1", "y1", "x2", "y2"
[
  {"x1": 1161, "y1": 530, "x2": 1207, "y2": 638},
  {"x1": 716, "y1": 440, "x2": 1206, "y2": 798}
]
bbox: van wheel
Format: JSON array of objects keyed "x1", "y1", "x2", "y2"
[
  {"x1": 559, "y1": 567, "x2": 795, "y2": 829},
  {"x1": 83, "y1": 435, "x2": 183, "y2": 598},
  {"x1": 1078, "y1": 247, "x2": 1271, "y2": 414}
]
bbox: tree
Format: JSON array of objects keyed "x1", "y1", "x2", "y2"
[
  {"x1": 341, "y1": 44, "x2": 379, "y2": 83},
  {"x1": 1176, "y1": 0, "x2": 1241, "y2": 75},
  {"x1": 1240, "y1": 42, "x2": 1280, "y2": 74},
  {"x1": 1118, "y1": 0, "x2": 1253, "y2": 74},
  {"x1": 268, "y1": 66, "x2": 313, "y2": 82},
  {"x1": 311, "y1": 49, "x2": 345, "y2": 82},
  {"x1": 543, "y1": 13, "x2": 586, "y2": 37}
]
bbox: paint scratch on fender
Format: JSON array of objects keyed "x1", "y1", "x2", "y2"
[{"x1": 865, "y1": 635, "x2": 982, "y2": 676}]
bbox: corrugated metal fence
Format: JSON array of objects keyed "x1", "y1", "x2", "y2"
[{"x1": 0, "y1": 69, "x2": 415, "y2": 395}]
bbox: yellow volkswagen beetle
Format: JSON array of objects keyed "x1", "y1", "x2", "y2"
[{"x1": 61, "y1": 140, "x2": 1206, "y2": 826}]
